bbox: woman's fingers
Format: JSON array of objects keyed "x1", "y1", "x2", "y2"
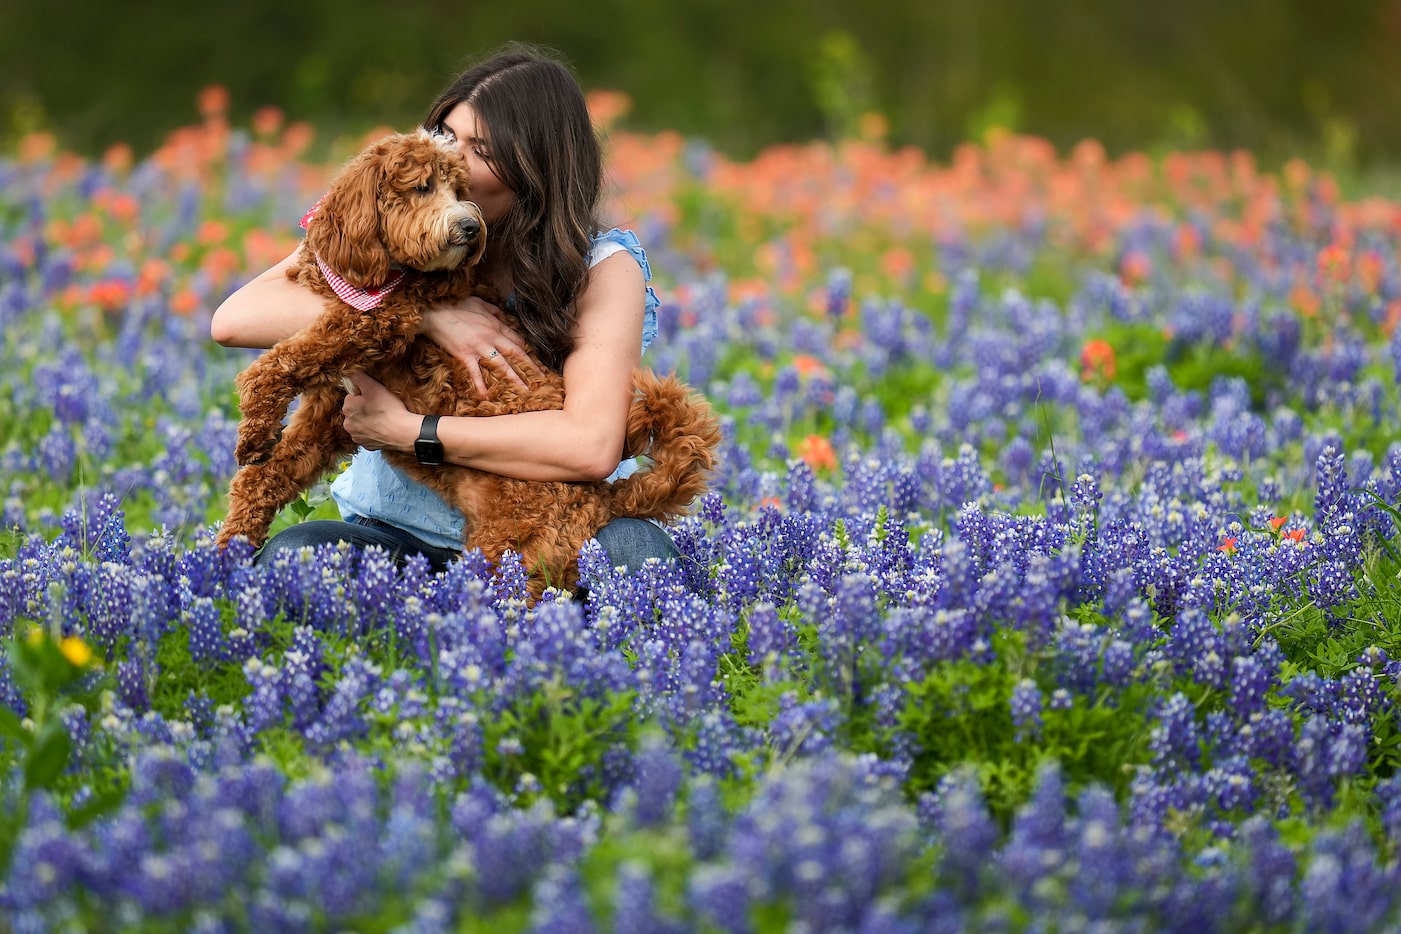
[
  {"x1": 466, "y1": 358, "x2": 489, "y2": 398},
  {"x1": 477, "y1": 348, "x2": 530, "y2": 392}
]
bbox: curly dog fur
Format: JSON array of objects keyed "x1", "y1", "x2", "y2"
[{"x1": 217, "y1": 130, "x2": 721, "y2": 600}]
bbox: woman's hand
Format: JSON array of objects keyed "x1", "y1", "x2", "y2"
[
  {"x1": 420, "y1": 296, "x2": 531, "y2": 396},
  {"x1": 342, "y1": 372, "x2": 421, "y2": 452}
]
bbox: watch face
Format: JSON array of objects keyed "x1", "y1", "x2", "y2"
[
  {"x1": 416, "y1": 414, "x2": 444, "y2": 465},
  {"x1": 415, "y1": 438, "x2": 444, "y2": 465}
]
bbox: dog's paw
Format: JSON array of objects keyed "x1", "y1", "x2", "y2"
[{"x1": 234, "y1": 427, "x2": 283, "y2": 466}]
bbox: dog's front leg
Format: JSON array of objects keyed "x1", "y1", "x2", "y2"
[
  {"x1": 233, "y1": 310, "x2": 419, "y2": 466},
  {"x1": 220, "y1": 387, "x2": 355, "y2": 548}
]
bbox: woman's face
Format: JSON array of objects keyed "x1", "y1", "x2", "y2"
[{"x1": 439, "y1": 102, "x2": 515, "y2": 225}]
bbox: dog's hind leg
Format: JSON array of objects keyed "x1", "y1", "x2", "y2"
[{"x1": 219, "y1": 388, "x2": 354, "y2": 548}]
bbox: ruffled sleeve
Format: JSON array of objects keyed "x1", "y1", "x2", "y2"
[{"x1": 590, "y1": 227, "x2": 661, "y2": 353}]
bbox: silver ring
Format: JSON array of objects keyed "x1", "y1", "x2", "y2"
[{"x1": 487, "y1": 349, "x2": 499, "y2": 359}]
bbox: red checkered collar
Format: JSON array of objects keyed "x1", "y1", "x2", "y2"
[{"x1": 300, "y1": 195, "x2": 404, "y2": 312}]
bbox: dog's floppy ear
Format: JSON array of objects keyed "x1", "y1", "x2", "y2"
[{"x1": 307, "y1": 143, "x2": 392, "y2": 287}]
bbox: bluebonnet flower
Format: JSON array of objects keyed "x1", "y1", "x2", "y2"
[
  {"x1": 281, "y1": 626, "x2": 327, "y2": 730},
  {"x1": 304, "y1": 654, "x2": 380, "y2": 751},
  {"x1": 57, "y1": 489, "x2": 131, "y2": 563},
  {"x1": 744, "y1": 600, "x2": 798, "y2": 680},
  {"x1": 688, "y1": 864, "x2": 753, "y2": 934},
  {"x1": 768, "y1": 692, "x2": 839, "y2": 757},
  {"x1": 930, "y1": 768, "x2": 999, "y2": 903},
  {"x1": 685, "y1": 774, "x2": 729, "y2": 862},
  {"x1": 116, "y1": 653, "x2": 153, "y2": 713},
  {"x1": 998, "y1": 763, "x2": 1067, "y2": 903},
  {"x1": 613, "y1": 733, "x2": 684, "y2": 828},
  {"x1": 184, "y1": 595, "x2": 228, "y2": 664},
  {"x1": 611, "y1": 862, "x2": 688, "y2": 934},
  {"x1": 1010, "y1": 678, "x2": 1043, "y2": 741},
  {"x1": 1150, "y1": 692, "x2": 1202, "y2": 771},
  {"x1": 1296, "y1": 822, "x2": 1401, "y2": 932}
]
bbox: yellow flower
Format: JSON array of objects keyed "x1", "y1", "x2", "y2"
[{"x1": 59, "y1": 637, "x2": 93, "y2": 668}]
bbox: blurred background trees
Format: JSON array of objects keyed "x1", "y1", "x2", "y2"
[{"x1": 3, "y1": 0, "x2": 1398, "y2": 168}]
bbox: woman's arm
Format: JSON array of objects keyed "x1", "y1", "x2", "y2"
[
  {"x1": 209, "y1": 249, "x2": 323, "y2": 349},
  {"x1": 342, "y1": 250, "x2": 646, "y2": 482},
  {"x1": 212, "y1": 251, "x2": 530, "y2": 395}
]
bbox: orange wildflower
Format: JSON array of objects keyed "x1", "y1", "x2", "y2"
[
  {"x1": 251, "y1": 106, "x2": 284, "y2": 137},
  {"x1": 197, "y1": 219, "x2": 228, "y2": 246},
  {"x1": 101, "y1": 192, "x2": 140, "y2": 225},
  {"x1": 18, "y1": 132, "x2": 56, "y2": 162},
  {"x1": 137, "y1": 258, "x2": 171, "y2": 295},
  {"x1": 791, "y1": 355, "x2": 828, "y2": 378},
  {"x1": 200, "y1": 246, "x2": 242, "y2": 285},
  {"x1": 1119, "y1": 250, "x2": 1152, "y2": 286},
  {"x1": 858, "y1": 111, "x2": 889, "y2": 142},
  {"x1": 1080, "y1": 339, "x2": 1117, "y2": 382},
  {"x1": 798, "y1": 434, "x2": 838, "y2": 472},
  {"x1": 102, "y1": 142, "x2": 134, "y2": 174},
  {"x1": 1384, "y1": 300, "x2": 1401, "y2": 337},
  {"x1": 1269, "y1": 516, "x2": 1288, "y2": 531},
  {"x1": 68, "y1": 213, "x2": 104, "y2": 248},
  {"x1": 1316, "y1": 243, "x2": 1351, "y2": 284},
  {"x1": 1284, "y1": 528, "x2": 1306, "y2": 542},
  {"x1": 197, "y1": 84, "x2": 230, "y2": 117},
  {"x1": 1173, "y1": 224, "x2": 1201, "y2": 260},
  {"x1": 170, "y1": 289, "x2": 202, "y2": 316},
  {"x1": 1218, "y1": 537, "x2": 1237, "y2": 553},
  {"x1": 585, "y1": 90, "x2": 632, "y2": 129},
  {"x1": 1357, "y1": 250, "x2": 1385, "y2": 292},
  {"x1": 281, "y1": 121, "x2": 315, "y2": 156},
  {"x1": 88, "y1": 279, "x2": 133, "y2": 311},
  {"x1": 880, "y1": 246, "x2": 915, "y2": 280},
  {"x1": 1290, "y1": 282, "x2": 1320, "y2": 317}
]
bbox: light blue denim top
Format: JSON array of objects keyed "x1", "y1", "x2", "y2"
[{"x1": 330, "y1": 227, "x2": 661, "y2": 549}]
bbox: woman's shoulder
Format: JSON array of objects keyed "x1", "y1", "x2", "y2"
[
  {"x1": 588, "y1": 227, "x2": 660, "y2": 352},
  {"x1": 588, "y1": 227, "x2": 652, "y2": 279}
]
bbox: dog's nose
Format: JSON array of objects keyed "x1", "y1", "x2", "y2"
[{"x1": 456, "y1": 216, "x2": 481, "y2": 243}]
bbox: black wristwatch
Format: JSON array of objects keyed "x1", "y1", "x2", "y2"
[{"x1": 414, "y1": 415, "x2": 445, "y2": 466}]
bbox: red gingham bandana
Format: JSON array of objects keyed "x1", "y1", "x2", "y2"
[{"x1": 300, "y1": 194, "x2": 404, "y2": 312}]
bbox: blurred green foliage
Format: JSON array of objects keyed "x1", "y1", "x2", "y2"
[{"x1": 3, "y1": 0, "x2": 1399, "y2": 167}]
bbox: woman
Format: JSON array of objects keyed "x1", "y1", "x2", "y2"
[{"x1": 210, "y1": 44, "x2": 682, "y2": 577}]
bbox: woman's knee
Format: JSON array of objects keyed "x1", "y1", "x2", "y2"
[
  {"x1": 593, "y1": 518, "x2": 679, "y2": 573},
  {"x1": 253, "y1": 520, "x2": 357, "y2": 565}
]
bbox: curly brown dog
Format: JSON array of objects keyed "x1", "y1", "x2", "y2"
[{"x1": 216, "y1": 130, "x2": 721, "y2": 600}]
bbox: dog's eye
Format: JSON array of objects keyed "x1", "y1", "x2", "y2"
[{"x1": 414, "y1": 180, "x2": 433, "y2": 194}]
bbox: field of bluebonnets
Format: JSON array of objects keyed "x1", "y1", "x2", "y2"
[{"x1": 4, "y1": 86, "x2": 1401, "y2": 931}]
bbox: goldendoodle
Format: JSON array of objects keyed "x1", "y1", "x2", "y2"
[{"x1": 217, "y1": 130, "x2": 720, "y2": 600}]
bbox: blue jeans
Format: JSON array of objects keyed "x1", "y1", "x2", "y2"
[{"x1": 254, "y1": 515, "x2": 679, "y2": 576}]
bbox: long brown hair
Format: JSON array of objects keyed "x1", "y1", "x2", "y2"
[{"x1": 423, "y1": 44, "x2": 602, "y2": 373}]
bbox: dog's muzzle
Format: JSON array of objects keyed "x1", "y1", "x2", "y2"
[
  {"x1": 450, "y1": 216, "x2": 481, "y2": 246},
  {"x1": 449, "y1": 202, "x2": 484, "y2": 247}
]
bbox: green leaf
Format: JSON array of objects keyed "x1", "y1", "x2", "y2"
[
  {"x1": 65, "y1": 785, "x2": 129, "y2": 830},
  {"x1": 0, "y1": 705, "x2": 27, "y2": 745},
  {"x1": 24, "y1": 723, "x2": 72, "y2": 791}
]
